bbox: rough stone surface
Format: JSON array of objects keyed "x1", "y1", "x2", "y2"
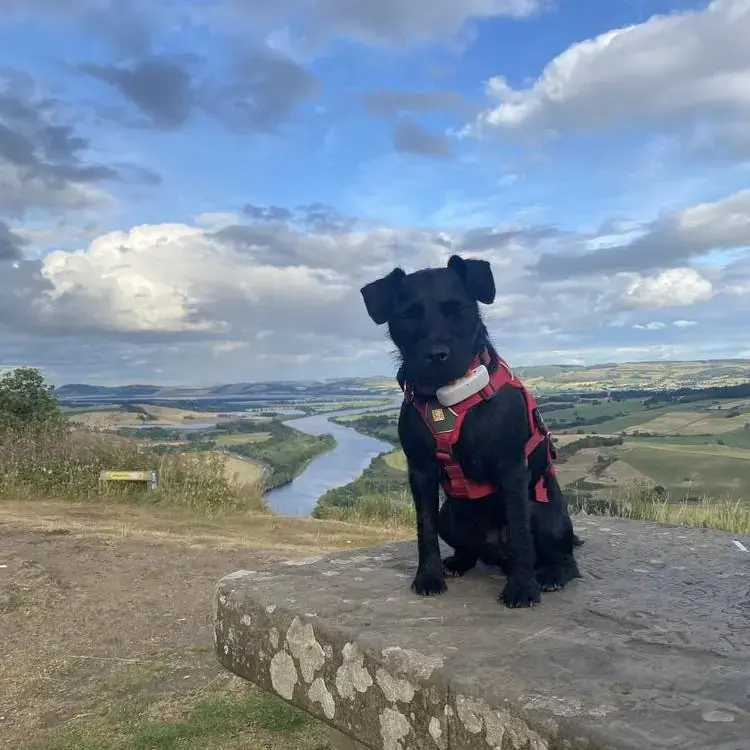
[{"x1": 214, "y1": 517, "x2": 750, "y2": 750}]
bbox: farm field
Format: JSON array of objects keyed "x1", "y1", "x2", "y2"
[
  {"x1": 68, "y1": 404, "x2": 221, "y2": 429},
  {"x1": 321, "y1": 390, "x2": 750, "y2": 520},
  {"x1": 186, "y1": 451, "x2": 268, "y2": 486},
  {"x1": 214, "y1": 432, "x2": 271, "y2": 446}
]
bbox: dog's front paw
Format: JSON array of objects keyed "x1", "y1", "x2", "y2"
[
  {"x1": 501, "y1": 575, "x2": 541, "y2": 608},
  {"x1": 412, "y1": 566, "x2": 447, "y2": 596},
  {"x1": 443, "y1": 554, "x2": 476, "y2": 578},
  {"x1": 536, "y1": 561, "x2": 581, "y2": 592}
]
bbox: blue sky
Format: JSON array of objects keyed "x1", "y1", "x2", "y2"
[{"x1": 1, "y1": 0, "x2": 749, "y2": 385}]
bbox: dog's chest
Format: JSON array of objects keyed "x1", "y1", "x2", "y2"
[
  {"x1": 420, "y1": 401, "x2": 459, "y2": 434},
  {"x1": 420, "y1": 399, "x2": 488, "y2": 479}
]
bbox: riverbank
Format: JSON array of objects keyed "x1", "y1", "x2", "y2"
[{"x1": 222, "y1": 420, "x2": 337, "y2": 491}]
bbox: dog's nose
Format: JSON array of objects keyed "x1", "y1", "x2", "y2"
[{"x1": 426, "y1": 345, "x2": 450, "y2": 364}]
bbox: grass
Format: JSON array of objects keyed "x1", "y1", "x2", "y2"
[
  {"x1": 570, "y1": 487, "x2": 750, "y2": 535},
  {"x1": 625, "y1": 410, "x2": 750, "y2": 436},
  {"x1": 70, "y1": 404, "x2": 221, "y2": 429},
  {"x1": 30, "y1": 682, "x2": 323, "y2": 750},
  {"x1": 618, "y1": 443, "x2": 750, "y2": 499},
  {"x1": 305, "y1": 398, "x2": 392, "y2": 414},
  {"x1": 0, "y1": 498, "x2": 413, "y2": 552},
  {"x1": 0, "y1": 422, "x2": 267, "y2": 515},
  {"x1": 214, "y1": 432, "x2": 271, "y2": 446},
  {"x1": 626, "y1": 429, "x2": 750, "y2": 449},
  {"x1": 314, "y1": 452, "x2": 413, "y2": 527},
  {"x1": 383, "y1": 449, "x2": 406, "y2": 470}
]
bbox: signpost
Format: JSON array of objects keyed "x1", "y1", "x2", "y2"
[{"x1": 99, "y1": 470, "x2": 158, "y2": 491}]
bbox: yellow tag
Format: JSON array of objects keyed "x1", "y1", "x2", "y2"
[{"x1": 431, "y1": 408, "x2": 445, "y2": 422}]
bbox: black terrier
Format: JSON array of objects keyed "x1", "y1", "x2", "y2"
[{"x1": 360, "y1": 254, "x2": 581, "y2": 608}]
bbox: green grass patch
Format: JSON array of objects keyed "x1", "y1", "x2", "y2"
[
  {"x1": 545, "y1": 397, "x2": 735, "y2": 433},
  {"x1": 626, "y1": 429, "x2": 750, "y2": 449},
  {"x1": 383, "y1": 450, "x2": 406, "y2": 470},
  {"x1": 30, "y1": 686, "x2": 321, "y2": 750},
  {"x1": 306, "y1": 399, "x2": 392, "y2": 414},
  {"x1": 214, "y1": 432, "x2": 271, "y2": 446},
  {"x1": 617, "y1": 443, "x2": 750, "y2": 499}
]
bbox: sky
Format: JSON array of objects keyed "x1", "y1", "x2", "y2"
[{"x1": 1, "y1": 0, "x2": 750, "y2": 386}]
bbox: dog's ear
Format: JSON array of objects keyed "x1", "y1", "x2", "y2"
[
  {"x1": 360, "y1": 267, "x2": 406, "y2": 324},
  {"x1": 447, "y1": 254, "x2": 495, "y2": 304}
]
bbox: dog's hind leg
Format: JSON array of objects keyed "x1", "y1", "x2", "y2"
[{"x1": 530, "y1": 476, "x2": 581, "y2": 592}]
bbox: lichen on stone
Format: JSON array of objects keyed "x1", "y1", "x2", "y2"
[
  {"x1": 335, "y1": 642, "x2": 373, "y2": 700},
  {"x1": 286, "y1": 616, "x2": 326, "y2": 684}
]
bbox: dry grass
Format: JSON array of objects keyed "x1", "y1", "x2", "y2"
[
  {"x1": 571, "y1": 486, "x2": 750, "y2": 535},
  {"x1": 0, "y1": 498, "x2": 413, "y2": 553},
  {"x1": 0, "y1": 423, "x2": 267, "y2": 515}
]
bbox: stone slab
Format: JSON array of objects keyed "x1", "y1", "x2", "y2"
[{"x1": 214, "y1": 517, "x2": 750, "y2": 750}]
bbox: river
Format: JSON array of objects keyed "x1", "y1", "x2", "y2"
[{"x1": 264, "y1": 399, "x2": 401, "y2": 516}]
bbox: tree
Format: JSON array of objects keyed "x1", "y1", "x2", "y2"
[{"x1": 0, "y1": 367, "x2": 64, "y2": 430}]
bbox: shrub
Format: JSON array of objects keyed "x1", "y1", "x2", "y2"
[{"x1": 0, "y1": 366, "x2": 64, "y2": 430}]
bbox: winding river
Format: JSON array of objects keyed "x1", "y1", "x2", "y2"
[{"x1": 264, "y1": 399, "x2": 401, "y2": 516}]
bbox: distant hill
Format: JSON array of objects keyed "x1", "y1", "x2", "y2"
[
  {"x1": 55, "y1": 376, "x2": 401, "y2": 401},
  {"x1": 514, "y1": 359, "x2": 750, "y2": 393},
  {"x1": 54, "y1": 359, "x2": 750, "y2": 400}
]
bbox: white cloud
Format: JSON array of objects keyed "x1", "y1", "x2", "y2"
[
  {"x1": 35, "y1": 223, "x2": 355, "y2": 335},
  {"x1": 621, "y1": 268, "x2": 714, "y2": 309},
  {"x1": 468, "y1": 0, "x2": 750, "y2": 155},
  {"x1": 3, "y1": 192, "x2": 748, "y2": 383}
]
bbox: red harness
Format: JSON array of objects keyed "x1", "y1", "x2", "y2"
[{"x1": 401, "y1": 349, "x2": 557, "y2": 502}]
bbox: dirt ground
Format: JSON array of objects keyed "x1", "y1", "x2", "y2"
[{"x1": 0, "y1": 500, "x2": 409, "y2": 749}]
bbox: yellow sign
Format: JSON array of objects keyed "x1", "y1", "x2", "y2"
[
  {"x1": 100, "y1": 471, "x2": 152, "y2": 481},
  {"x1": 431, "y1": 408, "x2": 445, "y2": 422},
  {"x1": 99, "y1": 470, "x2": 158, "y2": 491}
]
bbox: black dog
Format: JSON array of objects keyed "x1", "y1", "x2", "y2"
[{"x1": 360, "y1": 255, "x2": 581, "y2": 608}]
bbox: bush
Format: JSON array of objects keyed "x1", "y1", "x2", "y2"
[{"x1": 0, "y1": 367, "x2": 64, "y2": 430}]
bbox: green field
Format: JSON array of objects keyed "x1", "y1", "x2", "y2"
[
  {"x1": 626, "y1": 430, "x2": 750, "y2": 449},
  {"x1": 546, "y1": 396, "x2": 728, "y2": 433},
  {"x1": 618, "y1": 442, "x2": 750, "y2": 499},
  {"x1": 214, "y1": 432, "x2": 271, "y2": 446}
]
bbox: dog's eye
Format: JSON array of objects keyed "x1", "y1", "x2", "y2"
[
  {"x1": 397, "y1": 303, "x2": 423, "y2": 321},
  {"x1": 440, "y1": 301, "x2": 463, "y2": 318}
]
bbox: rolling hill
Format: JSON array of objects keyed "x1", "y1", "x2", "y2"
[{"x1": 54, "y1": 359, "x2": 750, "y2": 400}]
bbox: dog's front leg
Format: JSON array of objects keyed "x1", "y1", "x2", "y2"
[
  {"x1": 496, "y1": 461, "x2": 541, "y2": 608},
  {"x1": 408, "y1": 465, "x2": 447, "y2": 596}
]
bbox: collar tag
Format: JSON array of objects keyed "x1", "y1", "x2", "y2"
[{"x1": 435, "y1": 364, "x2": 490, "y2": 407}]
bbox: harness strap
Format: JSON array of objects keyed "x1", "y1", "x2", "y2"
[{"x1": 401, "y1": 347, "x2": 556, "y2": 502}]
